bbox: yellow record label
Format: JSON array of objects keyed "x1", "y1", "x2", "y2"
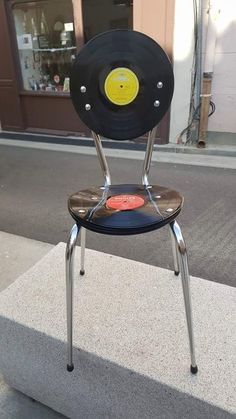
[{"x1": 104, "y1": 67, "x2": 139, "y2": 106}]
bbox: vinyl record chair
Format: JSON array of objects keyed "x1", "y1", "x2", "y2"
[{"x1": 65, "y1": 30, "x2": 198, "y2": 374}]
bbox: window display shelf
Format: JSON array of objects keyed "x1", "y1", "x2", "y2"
[
  {"x1": 20, "y1": 90, "x2": 70, "y2": 97},
  {"x1": 33, "y1": 46, "x2": 77, "y2": 52}
]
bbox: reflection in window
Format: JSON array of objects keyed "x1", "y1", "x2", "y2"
[
  {"x1": 82, "y1": 0, "x2": 133, "y2": 43},
  {"x1": 12, "y1": 0, "x2": 76, "y2": 92}
]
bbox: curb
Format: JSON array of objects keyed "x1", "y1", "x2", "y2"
[{"x1": 1, "y1": 131, "x2": 236, "y2": 157}]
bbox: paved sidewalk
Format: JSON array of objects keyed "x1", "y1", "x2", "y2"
[{"x1": 1, "y1": 137, "x2": 236, "y2": 169}]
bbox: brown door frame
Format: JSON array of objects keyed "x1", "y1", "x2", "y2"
[
  {"x1": 0, "y1": 0, "x2": 24, "y2": 130},
  {"x1": 72, "y1": 0, "x2": 84, "y2": 51}
]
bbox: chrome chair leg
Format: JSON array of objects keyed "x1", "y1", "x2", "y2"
[
  {"x1": 66, "y1": 223, "x2": 80, "y2": 372},
  {"x1": 80, "y1": 227, "x2": 86, "y2": 276},
  {"x1": 170, "y1": 220, "x2": 198, "y2": 374},
  {"x1": 169, "y1": 225, "x2": 180, "y2": 275}
]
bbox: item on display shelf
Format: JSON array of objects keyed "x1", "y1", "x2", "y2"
[
  {"x1": 28, "y1": 79, "x2": 39, "y2": 91},
  {"x1": 46, "y1": 83, "x2": 56, "y2": 92},
  {"x1": 31, "y1": 17, "x2": 38, "y2": 36},
  {"x1": 54, "y1": 21, "x2": 64, "y2": 32},
  {"x1": 64, "y1": 22, "x2": 74, "y2": 32},
  {"x1": 38, "y1": 35, "x2": 50, "y2": 49},
  {"x1": 56, "y1": 85, "x2": 63, "y2": 92},
  {"x1": 39, "y1": 82, "x2": 45, "y2": 91},
  {"x1": 33, "y1": 51, "x2": 40, "y2": 63},
  {"x1": 63, "y1": 77, "x2": 70, "y2": 92},
  {"x1": 32, "y1": 36, "x2": 39, "y2": 49},
  {"x1": 54, "y1": 74, "x2": 60, "y2": 84},
  {"x1": 24, "y1": 56, "x2": 30, "y2": 69},
  {"x1": 40, "y1": 11, "x2": 49, "y2": 35},
  {"x1": 60, "y1": 30, "x2": 72, "y2": 46},
  {"x1": 31, "y1": 16, "x2": 39, "y2": 48},
  {"x1": 17, "y1": 34, "x2": 33, "y2": 50},
  {"x1": 38, "y1": 75, "x2": 49, "y2": 91},
  {"x1": 54, "y1": 74, "x2": 63, "y2": 91}
]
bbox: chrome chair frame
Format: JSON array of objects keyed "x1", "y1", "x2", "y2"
[{"x1": 66, "y1": 128, "x2": 198, "y2": 374}]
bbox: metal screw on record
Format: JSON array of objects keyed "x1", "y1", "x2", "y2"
[
  {"x1": 154, "y1": 100, "x2": 160, "y2": 107},
  {"x1": 157, "y1": 82, "x2": 163, "y2": 88},
  {"x1": 85, "y1": 104, "x2": 91, "y2": 111},
  {"x1": 80, "y1": 86, "x2": 86, "y2": 93}
]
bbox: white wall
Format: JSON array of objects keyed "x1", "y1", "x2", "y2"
[
  {"x1": 170, "y1": 0, "x2": 236, "y2": 143},
  {"x1": 202, "y1": 0, "x2": 236, "y2": 133},
  {"x1": 169, "y1": 0, "x2": 195, "y2": 143}
]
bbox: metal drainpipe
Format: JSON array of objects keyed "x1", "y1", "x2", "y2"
[
  {"x1": 195, "y1": 0, "x2": 203, "y2": 139},
  {"x1": 198, "y1": 0, "x2": 219, "y2": 147}
]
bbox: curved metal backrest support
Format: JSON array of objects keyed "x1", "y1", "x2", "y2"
[
  {"x1": 141, "y1": 127, "x2": 157, "y2": 186},
  {"x1": 91, "y1": 127, "x2": 157, "y2": 187},
  {"x1": 91, "y1": 131, "x2": 111, "y2": 187}
]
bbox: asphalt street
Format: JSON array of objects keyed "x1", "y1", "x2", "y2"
[{"x1": 0, "y1": 144, "x2": 235, "y2": 287}]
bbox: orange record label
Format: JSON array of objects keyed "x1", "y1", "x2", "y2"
[{"x1": 106, "y1": 194, "x2": 145, "y2": 210}]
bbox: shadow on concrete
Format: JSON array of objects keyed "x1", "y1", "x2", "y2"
[{"x1": 0, "y1": 318, "x2": 233, "y2": 419}]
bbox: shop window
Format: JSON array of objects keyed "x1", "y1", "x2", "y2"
[
  {"x1": 12, "y1": 0, "x2": 76, "y2": 92},
  {"x1": 82, "y1": 0, "x2": 133, "y2": 43}
]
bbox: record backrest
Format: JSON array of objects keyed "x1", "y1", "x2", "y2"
[{"x1": 70, "y1": 29, "x2": 174, "y2": 141}]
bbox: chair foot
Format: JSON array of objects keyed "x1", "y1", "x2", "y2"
[
  {"x1": 174, "y1": 270, "x2": 180, "y2": 276},
  {"x1": 80, "y1": 269, "x2": 85, "y2": 276},
  {"x1": 67, "y1": 363, "x2": 74, "y2": 372},
  {"x1": 190, "y1": 365, "x2": 198, "y2": 374}
]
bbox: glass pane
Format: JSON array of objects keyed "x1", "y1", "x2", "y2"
[
  {"x1": 12, "y1": 0, "x2": 76, "y2": 92},
  {"x1": 82, "y1": 0, "x2": 133, "y2": 43}
]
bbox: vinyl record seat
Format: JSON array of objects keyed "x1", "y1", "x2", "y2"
[{"x1": 68, "y1": 184, "x2": 183, "y2": 235}]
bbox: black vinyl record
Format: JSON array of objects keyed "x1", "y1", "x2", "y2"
[
  {"x1": 70, "y1": 30, "x2": 174, "y2": 141},
  {"x1": 68, "y1": 184, "x2": 183, "y2": 235}
]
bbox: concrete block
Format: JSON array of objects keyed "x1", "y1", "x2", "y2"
[
  {"x1": 0, "y1": 373, "x2": 65, "y2": 419},
  {"x1": 0, "y1": 243, "x2": 235, "y2": 418}
]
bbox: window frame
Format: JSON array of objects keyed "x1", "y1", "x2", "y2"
[{"x1": 9, "y1": 0, "x2": 83, "y2": 96}]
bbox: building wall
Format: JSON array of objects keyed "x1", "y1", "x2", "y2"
[
  {"x1": 202, "y1": 0, "x2": 236, "y2": 135},
  {"x1": 133, "y1": 0, "x2": 174, "y2": 55},
  {"x1": 169, "y1": 0, "x2": 195, "y2": 143},
  {"x1": 170, "y1": 0, "x2": 236, "y2": 144}
]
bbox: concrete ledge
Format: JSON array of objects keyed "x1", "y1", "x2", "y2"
[
  {"x1": 0, "y1": 231, "x2": 53, "y2": 292},
  {"x1": 0, "y1": 243, "x2": 235, "y2": 418}
]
